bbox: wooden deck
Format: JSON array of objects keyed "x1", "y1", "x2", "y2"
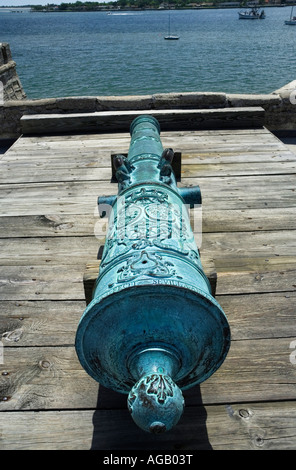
[{"x1": 0, "y1": 121, "x2": 296, "y2": 450}]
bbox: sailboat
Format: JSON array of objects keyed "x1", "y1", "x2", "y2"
[
  {"x1": 164, "y1": 15, "x2": 179, "y2": 40},
  {"x1": 285, "y1": 5, "x2": 296, "y2": 25}
]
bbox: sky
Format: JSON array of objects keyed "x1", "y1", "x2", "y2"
[
  {"x1": 0, "y1": 1, "x2": 62, "y2": 5},
  {"x1": 0, "y1": 0, "x2": 107, "y2": 6}
]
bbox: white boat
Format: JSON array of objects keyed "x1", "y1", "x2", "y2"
[
  {"x1": 164, "y1": 15, "x2": 179, "y2": 40},
  {"x1": 164, "y1": 35, "x2": 180, "y2": 41},
  {"x1": 238, "y1": 7, "x2": 265, "y2": 19},
  {"x1": 285, "y1": 6, "x2": 296, "y2": 25}
]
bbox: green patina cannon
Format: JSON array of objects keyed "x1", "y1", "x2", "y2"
[{"x1": 75, "y1": 115, "x2": 230, "y2": 434}]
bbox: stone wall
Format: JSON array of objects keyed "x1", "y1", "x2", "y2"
[
  {"x1": 228, "y1": 80, "x2": 296, "y2": 133},
  {"x1": 0, "y1": 43, "x2": 26, "y2": 102},
  {"x1": 2, "y1": 86, "x2": 295, "y2": 139},
  {"x1": 0, "y1": 92, "x2": 229, "y2": 139}
]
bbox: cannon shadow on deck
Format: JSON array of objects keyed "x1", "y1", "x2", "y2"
[{"x1": 91, "y1": 384, "x2": 212, "y2": 450}]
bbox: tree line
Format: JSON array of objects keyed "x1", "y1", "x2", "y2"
[{"x1": 32, "y1": 0, "x2": 265, "y2": 12}]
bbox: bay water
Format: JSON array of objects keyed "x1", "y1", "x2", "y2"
[{"x1": 0, "y1": 7, "x2": 295, "y2": 99}]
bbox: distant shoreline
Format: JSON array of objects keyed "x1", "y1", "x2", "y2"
[{"x1": 0, "y1": 4, "x2": 288, "y2": 13}]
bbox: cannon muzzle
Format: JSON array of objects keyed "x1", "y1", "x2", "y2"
[{"x1": 75, "y1": 115, "x2": 230, "y2": 433}]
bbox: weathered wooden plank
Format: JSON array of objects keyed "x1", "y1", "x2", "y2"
[
  {"x1": 0, "y1": 174, "x2": 295, "y2": 216},
  {"x1": 0, "y1": 292, "x2": 294, "y2": 351},
  {"x1": 4, "y1": 150, "x2": 122, "y2": 164},
  {"x1": 6, "y1": 133, "x2": 280, "y2": 155},
  {"x1": 181, "y1": 150, "x2": 296, "y2": 164},
  {"x1": 2, "y1": 151, "x2": 111, "y2": 164},
  {"x1": 5, "y1": 143, "x2": 288, "y2": 164},
  {"x1": 0, "y1": 236, "x2": 99, "y2": 266},
  {"x1": 0, "y1": 165, "x2": 112, "y2": 184},
  {"x1": 0, "y1": 336, "x2": 295, "y2": 410},
  {"x1": 2, "y1": 261, "x2": 291, "y2": 301},
  {"x1": 2, "y1": 130, "x2": 294, "y2": 187},
  {"x1": 0, "y1": 346, "x2": 99, "y2": 410},
  {"x1": 1, "y1": 208, "x2": 296, "y2": 239},
  {"x1": 1, "y1": 194, "x2": 294, "y2": 216},
  {"x1": 4, "y1": 127, "x2": 286, "y2": 169},
  {"x1": 1, "y1": 160, "x2": 296, "y2": 184},
  {"x1": 0, "y1": 201, "x2": 100, "y2": 216},
  {"x1": 0, "y1": 181, "x2": 110, "y2": 196},
  {"x1": 0, "y1": 207, "x2": 295, "y2": 241},
  {"x1": 202, "y1": 208, "x2": 296, "y2": 232},
  {"x1": 202, "y1": 230, "x2": 296, "y2": 261},
  {"x1": 0, "y1": 174, "x2": 294, "y2": 198},
  {"x1": 0, "y1": 401, "x2": 296, "y2": 450},
  {"x1": 164, "y1": 139, "x2": 285, "y2": 154},
  {"x1": 2, "y1": 230, "x2": 293, "y2": 267},
  {"x1": 7, "y1": 144, "x2": 283, "y2": 161},
  {"x1": 197, "y1": 174, "x2": 296, "y2": 210},
  {"x1": 201, "y1": 232, "x2": 296, "y2": 294},
  {"x1": 18, "y1": 127, "x2": 271, "y2": 144},
  {"x1": 0, "y1": 181, "x2": 112, "y2": 216},
  {"x1": 218, "y1": 292, "x2": 296, "y2": 340},
  {"x1": 0, "y1": 300, "x2": 85, "y2": 346},
  {"x1": 4, "y1": 149, "x2": 294, "y2": 167},
  {"x1": 20, "y1": 107, "x2": 266, "y2": 135},
  {"x1": 0, "y1": 234, "x2": 295, "y2": 301},
  {"x1": 216, "y1": 268, "x2": 296, "y2": 295},
  {"x1": 0, "y1": 410, "x2": 95, "y2": 450},
  {"x1": 182, "y1": 161, "x2": 296, "y2": 177},
  {"x1": 6, "y1": 147, "x2": 290, "y2": 169},
  {"x1": 0, "y1": 229, "x2": 295, "y2": 271},
  {"x1": 200, "y1": 231, "x2": 296, "y2": 294},
  {"x1": 0, "y1": 214, "x2": 97, "y2": 238},
  {"x1": 0, "y1": 265, "x2": 86, "y2": 300},
  {"x1": 9, "y1": 261, "x2": 286, "y2": 298}
]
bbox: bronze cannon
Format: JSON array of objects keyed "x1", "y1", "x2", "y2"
[{"x1": 75, "y1": 115, "x2": 230, "y2": 433}]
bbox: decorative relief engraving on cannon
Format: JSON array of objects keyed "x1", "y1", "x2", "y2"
[
  {"x1": 127, "y1": 372, "x2": 184, "y2": 434},
  {"x1": 117, "y1": 250, "x2": 177, "y2": 283}
]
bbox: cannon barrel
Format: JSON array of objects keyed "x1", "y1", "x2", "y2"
[{"x1": 75, "y1": 115, "x2": 230, "y2": 434}]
